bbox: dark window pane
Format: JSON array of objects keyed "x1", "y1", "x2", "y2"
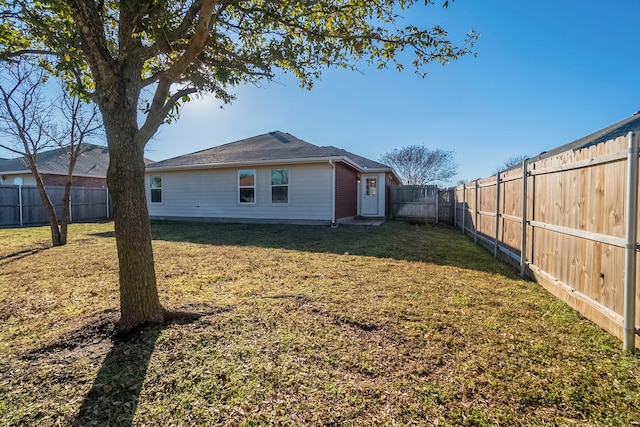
[
  {"x1": 151, "y1": 188, "x2": 162, "y2": 203},
  {"x1": 272, "y1": 186, "x2": 288, "y2": 203},
  {"x1": 240, "y1": 188, "x2": 255, "y2": 203}
]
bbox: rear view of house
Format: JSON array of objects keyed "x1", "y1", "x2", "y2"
[{"x1": 145, "y1": 131, "x2": 400, "y2": 224}]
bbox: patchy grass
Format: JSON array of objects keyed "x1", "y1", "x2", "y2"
[{"x1": 0, "y1": 220, "x2": 639, "y2": 426}]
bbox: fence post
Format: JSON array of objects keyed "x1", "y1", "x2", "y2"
[
  {"x1": 623, "y1": 131, "x2": 639, "y2": 351},
  {"x1": 435, "y1": 187, "x2": 439, "y2": 224},
  {"x1": 453, "y1": 187, "x2": 457, "y2": 228},
  {"x1": 520, "y1": 159, "x2": 528, "y2": 277},
  {"x1": 474, "y1": 179, "x2": 479, "y2": 244},
  {"x1": 494, "y1": 172, "x2": 501, "y2": 257},
  {"x1": 18, "y1": 185, "x2": 23, "y2": 226},
  {"x1": 462, "y1": 183, "x2": 466, "y2": 234}
]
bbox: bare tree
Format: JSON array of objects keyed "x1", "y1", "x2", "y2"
[
  {"x1": 380, "y1": 145, "x2": 458, "y2": 185},
  {"x1": 494, "y1": 154, "x2": 528, "y2": 174},
  {"x1": 0, "y1": 61, "x2": 103, "y2": 245}
]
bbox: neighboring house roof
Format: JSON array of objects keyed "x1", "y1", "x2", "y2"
[
  {"x1": 0, "y1": 144, "x2": 110, "y2": 177},
  {"x1": 147, "y1": 131, "x2": 395, "y2": 174},
  {"x1": 534, "y1": 112, "x2": 640, "y2": 161}
]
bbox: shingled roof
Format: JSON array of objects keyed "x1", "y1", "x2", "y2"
[
  {"x1": 146, "y1": 131, "x2": 392, "y2": 171},
  {"x1": 535, "y1": 112, "x2": 640, "y2": 161},
  {"x1": 0, "y1": 144, "x2": 110, "y2": 177}
]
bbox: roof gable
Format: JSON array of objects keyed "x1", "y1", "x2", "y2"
[{"x1": 147, "y1": 131, "x2": 392, "y2": 171}]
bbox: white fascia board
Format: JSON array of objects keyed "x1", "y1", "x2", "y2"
[
  {"x1": 0, "y1": 169, "x2": 31, "y2": 175},
  {"x1": 146, "y1": 156, "x2": 367, "y2": 173}
]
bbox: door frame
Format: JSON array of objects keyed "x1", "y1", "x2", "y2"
[{"x1": 360, "y1": 174, "x2": 381, "y2": 217}]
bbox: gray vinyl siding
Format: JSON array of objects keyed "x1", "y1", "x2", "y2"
[{"x1": 146, "y1": 163, "x2": 333, "y2": 221}]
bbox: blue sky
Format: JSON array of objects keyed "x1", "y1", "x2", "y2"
[
  {"x1": 4, "y1": 1, "x2": 640, "y2": 185},
  {"x1": 145, "y1": 0, "x2": 640, "y2": 184}
]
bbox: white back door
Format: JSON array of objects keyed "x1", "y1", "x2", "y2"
[{"x1": 361, "y1": 175, "x2": 380, "y2": 216}]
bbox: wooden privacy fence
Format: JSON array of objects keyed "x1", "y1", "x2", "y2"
[
  {"x1": 455, "y1": 132, "x2": 640, "y2": 350},
  {"x1": 391, "y1": 185, "x2": 454, "y2": 224},
  {"x1": 0, "y1": 185, "x2": 111, "y2": 227}
]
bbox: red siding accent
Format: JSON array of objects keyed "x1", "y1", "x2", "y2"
[
  {"x1": 335, "y1": 162, "x2": 358, "y2": 220},
  {"x1": 41, "y1": 174, "x2": 107, "y2": 187}
]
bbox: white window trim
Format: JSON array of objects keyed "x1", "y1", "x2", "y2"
[
  {"x1": 150, "y1": 174, "x2": 163, "y2": 204},
  {"x1": 270, "y1": 168, "x2": 290, "y2": 205},
  {"x1": 238, "y1": 169, "x2": 256, "y2": 204}
]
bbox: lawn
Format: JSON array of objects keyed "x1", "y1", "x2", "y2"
[{"x1": 0, "y1": 220, "x2": 639, "y2": 426}]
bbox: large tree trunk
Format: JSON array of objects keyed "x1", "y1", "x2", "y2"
[{"x1": 105, "y1": 120, "x2": 165, "y2": 332}]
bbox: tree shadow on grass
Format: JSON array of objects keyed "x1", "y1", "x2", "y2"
[
  {"x1": 72, "y1": 325, "x2": 160, "y2": 427},
  {"x1": 69, "y1": 305, "x2": 222, "y2": 427},
  {"x1": 0, "y1": 246, "x2": 49, "y2": 266},
  {"x1": 153, "y1": 220, "x2": 519, "y2": 276},
  {"x1": 90, "y1": 220, "x2": 519, "y2": 277}
]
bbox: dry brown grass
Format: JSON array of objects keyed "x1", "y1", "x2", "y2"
[{"x1": 0, "y1": 221, "x2": 639, "y2": 426}]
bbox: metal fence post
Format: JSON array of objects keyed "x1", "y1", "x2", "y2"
[
  {"x1": 435, "y1": 187, "x2": 439, "y2": 224},
  {"x1": 106, "y1": 187, "x2": 110, "y2": 219},
  {"x1": 18, "y1": 185, "x2": 23, "y2": 226},
  {"x1": 462, "y1": 183, "x2": 466, "y2": 234},
  {"x1": 474, "y1": 179, "x2": 479, "y2": 244},
  {"x1": 494, "y1": 172, "x2": 501, "y2": 257},
  {"x1": 520, "y1": 159, "x2": 528, "y2": 277},
  {"x1": 453, "y1": 186, "x2": 457, "y2": 228},
  {"x1": 623, "y1": 131, "x2": 639, "y2": 351}
]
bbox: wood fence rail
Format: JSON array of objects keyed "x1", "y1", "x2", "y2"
[
  {"x1": 0, "y1": 185, "x2": 111, "y2": 227},
  {"x1": 455, "y1": 132, "x2": 640, "y2": 350}
]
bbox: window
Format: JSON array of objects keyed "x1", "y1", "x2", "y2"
[
  {"x1": 239, "y1": 169, "x2": 255, "y2": 203},
  {"x1": 271, "y1": 168, "x2": 289, "y2": 203},
  {"x1": 366, "y1": 178, "x2": 377, "y2": 196},
  {"x1": 150, "y1": 175, "x2": 162, "y2": 203}
]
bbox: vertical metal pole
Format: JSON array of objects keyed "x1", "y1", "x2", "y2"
[
  {"x1": 474, "y1": 179, "x2": 479, "y2": 244},
  {"x1": 494, "y1": 172, "x2": 501, "y2": 257},
  {"x1": 435, "y1": 187, "x2": 439, "y2": 224},
  {"x1": 520, "y1": 159, "x2": 528, "y2": 277},
  {"x1": 454, "y1": 186, "x2": 457, "y2": 228},
  {"x1": 68, "y1": 194, "x2": 73, "y2": 223},
  {"x1": 106, "y1": 187, "x2": 110, "y2": 219},
  {"x1": 624, "y1": 131, "x2": 639, "y2": 351},
  {"x1": 462, "y1": 183, "x2": 466, "y2": 234},
  {"x1": 18, "y1": 185, "x2": 23, "y2": 226}
]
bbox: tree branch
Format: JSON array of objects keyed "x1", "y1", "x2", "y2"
[
  {"x1": 136, "y1": 0, "x2": 218, "y2": 148},
  {"x1": 0, "y1": 49, "x2": 58, "y2": 63}
]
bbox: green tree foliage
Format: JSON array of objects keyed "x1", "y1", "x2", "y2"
[
  {"x1": 380, "y1": 145, "x2": 458, "y2": 185},
  {"x1": 0, "y1": 0, "x2": 477, "y2": 332}
]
